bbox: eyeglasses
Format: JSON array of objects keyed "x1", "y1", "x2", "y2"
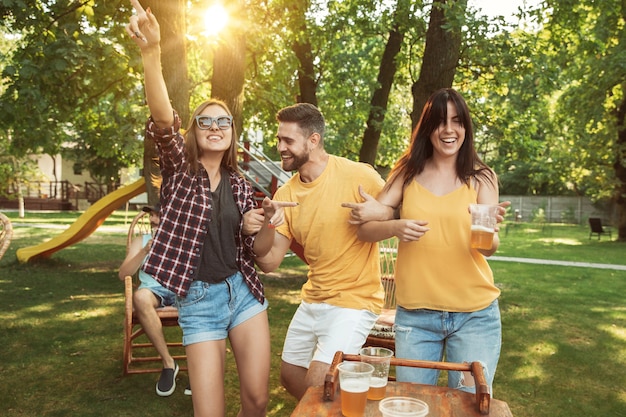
[{"x1": 195, "y1": 115, "x2": 233, "y2": 130}]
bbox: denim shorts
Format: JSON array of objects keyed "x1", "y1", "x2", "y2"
[
  {"x1": 139, "y1": 283, "x2": 176, "y2": 307},
  {"x1": 394, "y1": 299, "x2": 501, "y2": 393},
  {"x1": 175, "y1": 272, "x2": 268, "y2": 346},
  {"x1": 281, "y1": 301, "x2": 378, "y2": 367}
]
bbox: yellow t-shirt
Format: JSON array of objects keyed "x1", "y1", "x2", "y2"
[
  {"x1": 274, "y1": 155, "x2": 385, "y2": 313},
  {"x1": 396, "y1": 181, "x2": 500, "y2": 312}
]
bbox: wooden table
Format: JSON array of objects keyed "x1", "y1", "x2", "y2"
[{"x1": 291, "y1": 381, "x2": 514, "y2": 416}]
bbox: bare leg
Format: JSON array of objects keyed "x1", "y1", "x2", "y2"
[
  {"x1": 133, "y1": 288, "x2": 175, "y2": 369},
  {"x1": 280, "y1": 359, "x2": 330, "y2": 400},
  {"x1": 229, "y1": 311, "x2": 270, "y2": 417},
  {"x1": 186, "y1": 339, "x2": 227, "y2": 417}
]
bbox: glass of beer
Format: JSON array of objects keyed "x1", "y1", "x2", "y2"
[
  {"x1": 337, "y1": 361, "x2": 374, "y2": 417},
  {"x1": 469, "y1": 204, "x2": 498, "y2": 250},
  {"x1": 359, "y1": 347, "x2": 394, "y2": 400}
]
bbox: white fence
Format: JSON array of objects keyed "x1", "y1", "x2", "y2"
[{"x1": 501, "y1": 195, "x2": 616, "y2": 225}]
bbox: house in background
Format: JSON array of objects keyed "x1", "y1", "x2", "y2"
[{"x1": 0, "y1": 153, "x2": 145, "y2": 211}]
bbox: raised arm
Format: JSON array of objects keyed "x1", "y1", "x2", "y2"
[{"x1": 126, "y1": 0, "x2": 173, "y2": 127}]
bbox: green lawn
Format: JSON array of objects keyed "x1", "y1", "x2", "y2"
[{"x1": 0, "y1": 212, "x2": 625, "y2": 416}]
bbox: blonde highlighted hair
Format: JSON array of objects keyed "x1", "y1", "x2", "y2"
[{"x1": 183, "y1": 99, "x2": 240, "y2": 175}]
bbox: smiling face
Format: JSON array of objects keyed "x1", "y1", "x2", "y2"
[
  {"x1": 276, "y1": 121, "x2": 311, "y2": 172},
  {"x1": 193, "y1": 103, "x2": 233, "y2": 156},
  {"x1": 429, "y1": 100, "x2": 466, "y2": 159}
]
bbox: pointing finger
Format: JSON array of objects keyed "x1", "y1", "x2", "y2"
[
  {"x1": 130, "y1": 0, "x2": 146, "y2": 15},
  {"x1": 274, "y1": 201, "x2": 298, "y2": 208}
]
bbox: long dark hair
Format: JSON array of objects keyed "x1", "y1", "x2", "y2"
[
  {"x1": 183, "y1": 99, "x2": 240, "y2": 175},
  {"x1": 386, "y1": 88, "x2": 493, "y2": 190}
]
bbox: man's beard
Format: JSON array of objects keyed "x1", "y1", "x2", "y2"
[{"x1": 281, "y1": 151, "x2": 309, "y2": 172}]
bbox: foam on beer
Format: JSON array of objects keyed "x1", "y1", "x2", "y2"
[{"x1": 470, "y1": 224, "x2": 494, "y2": 233}]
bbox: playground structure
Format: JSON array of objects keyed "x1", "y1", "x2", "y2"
[
  {"x1": 15, "y1": 142, "x2": 291, "y2": 263},
  {"x1": 16, "y1": 179, "x2": 146, "y2": 263}
]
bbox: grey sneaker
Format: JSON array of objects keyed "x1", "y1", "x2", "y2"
[
  {"x1": 184, "y1": 385, "x2": 192, "y2": 396},
  {"x1": 156, "y1": 362, "x2": 179, "y2": 397}
]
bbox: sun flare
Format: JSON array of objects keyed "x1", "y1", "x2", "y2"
[{"x1": 201, "y1": 4, "x2": 229, "y2": 37}]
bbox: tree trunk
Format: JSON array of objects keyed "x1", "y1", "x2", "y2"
[
  {"x1": 410, "y1": 0, "x2": 467, "y2": 129},
  {"x1": 212, "y1": 29, "x2": 247, "y2": 135},
  {"x1": 290, "y1": 0, "x2": 318, "y2": 105},
  {"x1": 614, "y1": 89, "x2": 626, "y2": 241},
  {"x1": 293, "y1": 37, "x2": 318, "y2": 106},
  {"x1": 143, "y1": 0, "x2": 189, "y2": 205},
  {"x1": 359, "y1": 0, "x2": 407, "y2": 165},
  {"x1": 211, "y1": 1, "x2": 249, "y2": 135}
]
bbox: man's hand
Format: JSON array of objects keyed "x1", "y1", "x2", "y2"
[
  {"x1": 261, "y1": 197, "x2": 298, "y2": 228},
  {"x1": 341, "y1": 185, "x2": 394, "y2": 225}
]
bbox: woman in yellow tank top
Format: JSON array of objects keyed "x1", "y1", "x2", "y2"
[{"x1": 358, "y1": 88, "x2": 509, "y2": 394}]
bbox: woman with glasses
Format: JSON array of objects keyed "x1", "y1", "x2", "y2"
[
  {"x1": 357, "y1": 88, "x2": 509, "y2": 395},
  {"x1": 126, "y1": 2, "x2": 294, "y2": 416}
]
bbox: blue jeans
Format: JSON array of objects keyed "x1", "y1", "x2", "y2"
[
  {"x1": 175, "y1": 272, "x2": 268, "y2": 346},
  {"x1": 139, "y1": 283, "x2": 176, "y2": 307},
  {"x1": 394, "y1": 299, "x2": 501, "y2": 393}
]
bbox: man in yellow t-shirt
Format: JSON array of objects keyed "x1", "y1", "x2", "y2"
[{"x1": 255, "y1": 103, "x2": 392, "y2": 400}]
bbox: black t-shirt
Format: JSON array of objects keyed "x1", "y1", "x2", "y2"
[{"x1": 195, "y1": 169, "x2": 240, "y2": 283}]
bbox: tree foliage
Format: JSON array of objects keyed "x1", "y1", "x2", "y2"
[
  {"x1": 0, "y1": 1, "x2": 145, "y2": 186},
  {"x1": 1, "y1": 0, "x2": 625, "y2": 239}
]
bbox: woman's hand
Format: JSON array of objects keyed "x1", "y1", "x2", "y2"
[
  {"x1": 494, "y1": 201, "x2": 511, "y2": 233},
  {"x1": 126, "y1": 0, "x2": 160, "y2": 50},
  {"x1": 393, "y1": 219, "x2": 430, "y2": 242}
]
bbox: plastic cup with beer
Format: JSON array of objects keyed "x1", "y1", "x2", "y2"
[
  {"x1": 337, "y1": 361, "x2": 374, "y2": 417},
  {"x1": 469, "y1": 204, "x2": 498, "y2": 250},
  {"x1": 359, "y1": 347, "x2": 394, "y2": 400},
  {"x1": 379, "y1": 397, "x2": 429, "y2": 417}
]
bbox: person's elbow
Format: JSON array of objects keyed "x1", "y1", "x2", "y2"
[{"x1": 255, "y1": 255, "x2": 281, "y2": 273}]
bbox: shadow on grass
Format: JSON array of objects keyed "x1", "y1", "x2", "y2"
[
  {"x1": 0, "y1": 231, "x2": 307, "y2": 417},
  {"x1": 1, "y1": 222, "x2": 625, "y2": 416}
]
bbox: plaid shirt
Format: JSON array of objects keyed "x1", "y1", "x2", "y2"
[{"x1": 141, "y1": 112, "x2": 264, "y2": 303}]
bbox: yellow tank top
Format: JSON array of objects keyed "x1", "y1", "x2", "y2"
[{"x1": 396, "y1": 181, "x2": 500, "y2": 312}]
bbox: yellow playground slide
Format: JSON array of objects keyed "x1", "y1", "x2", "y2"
[{"x1": 16, "y1": 178, "x2": 146, "y2": 263}]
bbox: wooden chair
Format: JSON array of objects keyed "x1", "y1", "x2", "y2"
[
  {"x1": 0, "y1": 212, "x2": 13, "y2": 261},
  {"x1": 364, "y1": 237, "x2": 398, "y2": 351},
  {"x1": 324, "y1": 351, "x2": 491, "y2": 415},
  {"x1": 122, "y1": 210, "x2": 186, "y2": 375},
  {"x1": 588, "y1": 217, "x2": 612, "y2": 240}
]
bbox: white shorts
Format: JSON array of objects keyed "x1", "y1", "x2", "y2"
[{"x1": 281, "y1": 301, "x2": 378, "y2": 367}]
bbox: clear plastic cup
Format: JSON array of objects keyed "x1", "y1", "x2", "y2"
[
  {"x1": 359, "y1": 347, "x2": 394, "y2": 400},
  {"x1": 379, "y1": 397, "x2": 429, "y2": 417},
  {"x1": 338, "y1": 361, "x2": 374, "y2": 417},
  {"x1": 469, "y1": 204, "x2": 498, "y2": 250}
]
